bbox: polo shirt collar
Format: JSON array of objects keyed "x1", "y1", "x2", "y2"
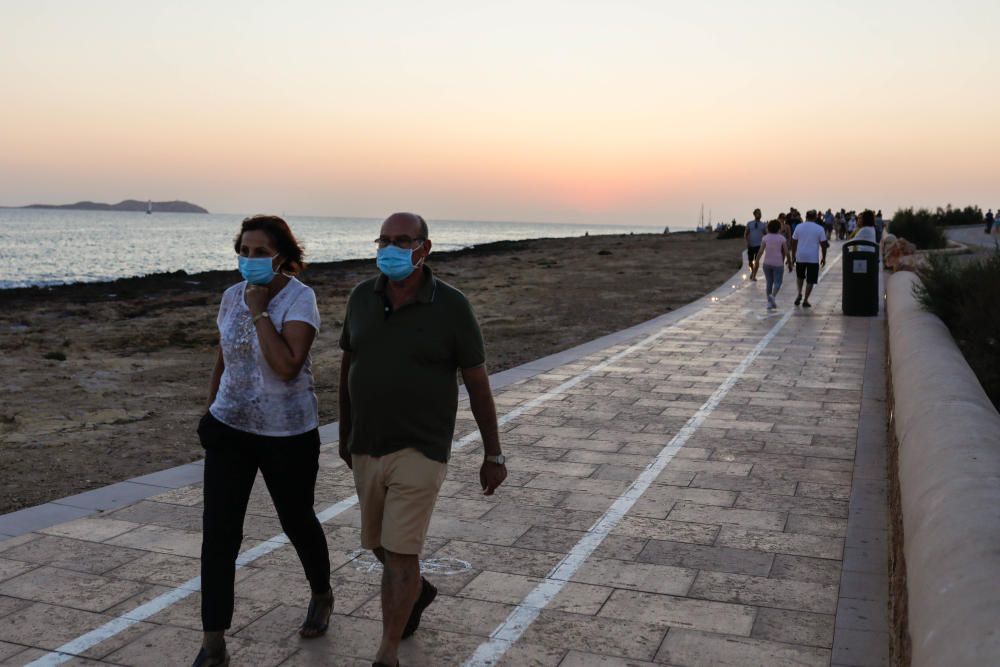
[{"x1": 374, "y1": 265, "x2": 437, "y2": 303}]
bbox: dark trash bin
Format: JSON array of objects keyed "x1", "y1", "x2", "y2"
[{"x1": 842, "y1": 240, "x2": 880, "y2": 316}]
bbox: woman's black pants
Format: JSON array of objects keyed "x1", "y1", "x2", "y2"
[{"x1": 198, "y1": 412, "x2": 330, "y2": 631}]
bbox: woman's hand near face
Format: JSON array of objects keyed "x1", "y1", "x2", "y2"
[{"x1": 245, "y1": 285, "x2": 271, "y2": 316}]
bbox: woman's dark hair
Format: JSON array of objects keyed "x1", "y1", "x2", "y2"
[
  {"x1": 860, "y1": 210, "x2": 875, "y2": 227},
  {"x1": 234, "y1": 215, "x2": 306, "y2": 274},
  {"x1": 767, "y1": 219, "x2": 781, "y2": 234}
]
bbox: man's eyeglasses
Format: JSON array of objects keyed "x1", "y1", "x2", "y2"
[{"x1": 375, "y1": 235, "x2": 425, "y2": 249}]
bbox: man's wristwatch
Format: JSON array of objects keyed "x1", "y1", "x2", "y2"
[
  {"x1": 485, "y1": 454, "x2": 506, "y2": 465},
  {"x1": 252, "y1": 311, "x2": 270, "y2": 324}
]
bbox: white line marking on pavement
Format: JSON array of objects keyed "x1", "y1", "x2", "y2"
[
  {"x1": 462, "y1": 255, "x2": 842, "y2": 667},
  {"x1": 26, "y1": 277, "x2": 754, "y2": 665}
]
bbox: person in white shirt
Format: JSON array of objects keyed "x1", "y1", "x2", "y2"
[
  {"x1": 193, "y1": 215, "x2": 332, "y2": 667},
  {"x1": 853, "y1": 210, "x2": 878, "y2": 251},
  {"x1": 790, "y1": 210, "x2": 829, "y2": 308}
]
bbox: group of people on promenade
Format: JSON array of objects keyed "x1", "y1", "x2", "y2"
[
  {"x1": 822, "y1": 208, "x2": 884, "y2": 241},
  {"x1": 744, "y1": 207, "x2": 880, "y2": 310},
  {"x1": 194, "y1": 213, "x2": 507, "y2": 667}
]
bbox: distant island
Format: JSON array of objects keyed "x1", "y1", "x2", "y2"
[{"x1": 20, "y1": 199, "x2": 209, "y2": 214}]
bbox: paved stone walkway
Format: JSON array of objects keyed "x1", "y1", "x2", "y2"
[
  {"x1": 0, "y1": 245, "x2": 890, "y2": 666},
  {"x1": 944, "y1": 223, "x2": 1000, "y2": 249}
]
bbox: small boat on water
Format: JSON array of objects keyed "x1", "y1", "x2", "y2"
[{"x1": 146, "y1": 200, "x2": 152, "y2": 215}]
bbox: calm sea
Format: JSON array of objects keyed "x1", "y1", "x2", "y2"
[{"x1": 0, "y1": 209, "x2": 663, "y2": 289}]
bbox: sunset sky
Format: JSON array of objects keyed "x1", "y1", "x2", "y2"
[{"x1": 2, "y1": 1, "x2": 998, "y2": 225}]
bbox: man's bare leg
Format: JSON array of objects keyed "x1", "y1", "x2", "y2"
[{"x1": 374, "y1": 549, "x2": 420, "y2": 666}]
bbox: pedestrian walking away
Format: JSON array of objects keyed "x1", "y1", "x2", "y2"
[
  {"x1": 758, "y1": 219, "x2": 789, "y2": 310},
  {"x1": 791, "y1": 209, "x2": 829, "y2": 308},
  {"x1": 986, "y1": 209, "x2": 995, "y2": 235},
  {"x1": 745, "y1": 207, "x2": 766, "y2": 281},
  {"x1": 194, "y1": 215, "x2": 332, "y2": 667},
  {"x1": 338, "y1": 212, "x2": 508, "y2": 667}
]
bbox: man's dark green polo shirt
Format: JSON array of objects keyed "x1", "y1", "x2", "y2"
[{"x1": 339, "y1": 266, "x2": 486, "y2": 463}]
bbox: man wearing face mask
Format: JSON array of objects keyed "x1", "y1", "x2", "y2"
[{"x1": 338, "y1": 212, "x2": 507, "y2": 667}]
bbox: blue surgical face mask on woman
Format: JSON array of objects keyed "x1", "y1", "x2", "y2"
[
  {"x1": 376, "y1": 244, "x2": 422, "y2": 281},
  {"x1": 238, "y1": 254, "x2": 280, "y2": 285}
]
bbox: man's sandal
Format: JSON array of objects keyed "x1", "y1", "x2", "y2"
[
  {"x1": 299, "y1": 590, "x2": 334, "y2": 638},
  {"x1": 402, "y1": 577, "x2": 437, "y2": 639}
]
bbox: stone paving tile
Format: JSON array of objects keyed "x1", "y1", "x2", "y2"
[
  {"x1": 493, "y1": 640, "x2": 567, "y2": 667},
  {"x1": 0, "y1": 535, "x2": 145, "y2": 576},
  {"x1": 6, "y1": 648, "x2": 116, "y2": 664},
  {"x1": 841, "y1": 543, "x2": 887, "y2": 575},
  {"x1": 0, "y1": 597, "x2": 31, "y2": 622},
  {"x1": 38, "y1": 517, "x2": 142, "y2": 542},
  {"x1": 559, "y1": 650, "x2": 657, "y2": 667},
  {"x1": 520, "y1": 609, "x2": 669, "y2": 661},
  {"x1": 513, "y1": 526, "x2": 648, "y2": 561},
  {"x1": 423, "y1": 515, "x2": 531, "y2": 547},
  {"x1": 568, "y1": 557, "x2": 696, "y2": 596},
  {"x1": 666, "y1": 502, "x2": 786, "y2": 531},
  {"x1": 636, "y1": 539, "x2": 774, "y2": 577},
  {"x1": 0, "y1": 566, "x2": 148, "y2": 613},
  {"x1": 689, "y1": 570, "x2": 839, "y2": 614},
  {"x1": 449, "y1": 483, "x2": 568, "y2": 509},
  {"x1": 630, "y1": 485, "x2": 738, "y2": 511},
  {"x1": 456, "y1": 570, "x2": 611, "y2": 615},
  {"x1": 430, "y1": 540, "x2": 564, "y2": 578},
  {"x1": 751, "y1": 607, "x2": 835, "y2": 648},
  {"x1": 716, "y1": 525, "x2": 844, "y2": 559},
  {"x1": 769, "y1": 553, "x2": 843, "y2": 587},
  {"x1": 0, "y1": 601, "x2": 155, "y2": 658},
  {"x1": 106, "y1": 623, "x2": 296, "y2": 666},
  {"x1": 598, "y1": 589, "x2": 756, "y2": 636},
  {"x1": 785, "y1": 513, "x2": 849, "y2": 538},
  {"x1": 0, "y1": 641, "x2": 25, "y2": 662},
  {"x1": 612, "y1": 516, "x2": 719, "y2": 545},
  {"x1": 0, "y1": 559, "x2": 37, "y2": 586},
  {"x1": 105, "y1": 524, "x2": 203, "y2": 558},
  {"x1": 735, "y1": 491, "x2": 849, "y2": 518},
  {"x1": 832, "y1": 627, "x2": 890, "y2": 667},
  {"x1": 656, "y1": 627, "x2": 832, "y2": 666},
  {"x1": 481, "y1": 504, "x2": 603, "y2": 532},
  {"x1": 686, "y1": 473, "x2": 797, "y2": 496}
]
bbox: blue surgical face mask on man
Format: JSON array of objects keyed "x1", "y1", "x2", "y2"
[
  {"x1": 376, "y1": 244, "x2": 422, "y2": 281},
  {"x1": 238, "y1": 254, "x2": 279, "y2": 285}
]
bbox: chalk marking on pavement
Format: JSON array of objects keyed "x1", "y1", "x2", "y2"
[
  {"x1": 26, "y1": 273, "x2": 757, "y2": 666},
  {"x1": 462, "y1": 255, "x2": 842, "y2": 667}
]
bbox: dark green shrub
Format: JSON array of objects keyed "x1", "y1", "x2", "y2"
[
  {"x1": 888, "y1": 209, "x2": 947, "y2": 249},
  {"x1": 717, "y1": 224, "x2": 746, "y2": 240},
  {"x1": 915, "y1": 248, "x2": 1000, "y2": 410},
  {"x1": 934, "y1": 204, "x2": 984, "y2": 227},
  {"x1": 891, "y1": 204, "x2": 984, "y2": 230},
  {"x1": 43, "y1": 351, "x2": 66, "y2": 361}
]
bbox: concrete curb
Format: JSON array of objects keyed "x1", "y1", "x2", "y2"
[
  {"x1": 2, "y1": 258, "x2": 752, "y2": 538},
  {"x1": 885, "y1": 271, "x2": 1000, "y2": 667}
]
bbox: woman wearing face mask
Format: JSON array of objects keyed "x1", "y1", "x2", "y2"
[{"x1": 193, "y1": 215, "x2": 332, "y2": 667}]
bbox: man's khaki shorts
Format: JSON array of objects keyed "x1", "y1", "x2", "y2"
[{"x1": 352, "y1": 448, "x2": 448, "y2": 555}]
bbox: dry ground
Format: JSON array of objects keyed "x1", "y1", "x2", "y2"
[{"x1": 0, "y1": 233, "x2": 744, "y2": 513}]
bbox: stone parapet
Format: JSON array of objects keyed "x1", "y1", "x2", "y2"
[{"x1": 886, "y1": 271, "x2": 1000, "y2": 667}]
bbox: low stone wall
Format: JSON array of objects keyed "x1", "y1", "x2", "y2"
[{"x1": 885, "y1": 271, "x2": 1000, "y2": 666}]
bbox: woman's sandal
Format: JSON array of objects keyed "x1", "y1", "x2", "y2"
[{"x1": 299, "y1": 590, "x2": 334, "y2": 638}]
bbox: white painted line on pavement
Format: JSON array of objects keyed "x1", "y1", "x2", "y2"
[
  {"x1": 26, "y1": 272, "x2": 756, "y2": 666},
  {"x1": 462, "y1": 255, "x2": 842, "y2": 667}
]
